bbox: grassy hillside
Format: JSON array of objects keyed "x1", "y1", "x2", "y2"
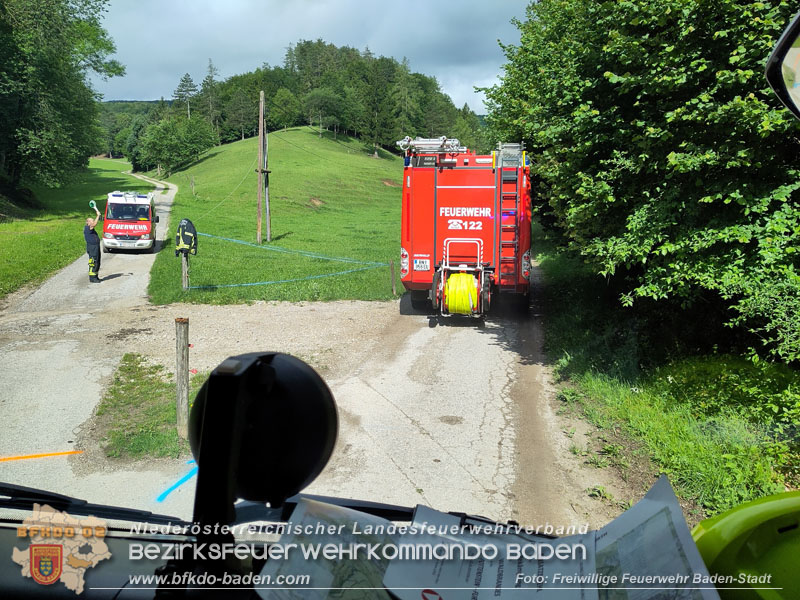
[
  {"x1": 148, "y1": 128, "x2": 403, "y2": 304},
  {"x1": 0, "y1": 159, "x2": 152, "y2": 297}
]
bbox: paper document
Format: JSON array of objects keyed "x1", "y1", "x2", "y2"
[
  {"x1": 383, "y1": 504, "x2": 595, "y2": 600},
  {"x1": 383, "y1": 477, "x2": 719, "y2": 599},
  {"x1": 256, "y1": 477, "x2": 719, "y2": 600},
  {"x1": 257, "y1": 499, "x2": 397, "y2": 600},
  {"x1": 593, "y1": 476, "x2": 719, "y2": 600}
]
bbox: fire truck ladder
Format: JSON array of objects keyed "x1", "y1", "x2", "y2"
[
  {"x1": 396, "y1": 136, "x2": 467, "y2": 153},
  {"x1": 497, "y1": 143, "x2": 523, "y2": 292}
]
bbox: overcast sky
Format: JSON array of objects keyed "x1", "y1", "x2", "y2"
[{"x1": 90, "y1": 0, "x2": 528, "y2": 113}]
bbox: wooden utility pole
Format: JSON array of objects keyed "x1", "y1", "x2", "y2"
[
  {"x1": 256, "y1": 90, "x2": 272, "y2": 243},
  {"x1": 175, "y1": 318, "x2": 189, "y2": 440},
  {"x1": 257, "y1": 91, "x2": 264, "y2": 244},
  {"x1": 265, "y1": 126, "x2": 271, "y2": 242}
]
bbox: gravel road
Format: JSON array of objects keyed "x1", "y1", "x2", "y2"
[{"x1": 0, "y1": 173, "x2": 629, "y2": 529}]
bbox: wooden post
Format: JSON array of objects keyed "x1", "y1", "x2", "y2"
[
  {"x1": 257, "y1": 91, "x2": 264, "y2": 244},
  {"x1": 181, "y1": 253, "x2": 189, "y2": 291},
  {"x1": 390, "y1": 260, "x2": 396, "y2": 296},
  {"x1": 265, "y1": 129, "x2": 271, "y2": 242},
  {"x1": 176, "y1": 317, "x2": 189, "y2": 440}
]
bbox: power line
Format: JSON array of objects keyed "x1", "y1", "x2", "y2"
[
  {"x1": 268, "y1": 131, "x2": 326, "y2": 160},
  {"x1": 192, "y1": 154, "x2": 258, "y2": 223}
]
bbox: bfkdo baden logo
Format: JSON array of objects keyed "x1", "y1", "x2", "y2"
[
  {"x1": 12, "y1": 503, "x2": 111, "y2": 595},
  {"x1": 30, "y1": 544, "x2": 63, "y2": 585}
]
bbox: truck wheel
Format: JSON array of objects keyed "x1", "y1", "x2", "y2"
[
  {"x1": 430, "y1": 271, "x2": 441, "y2": 311},
  {"x1": 516, "y1": 291, "x2": 530, "y2": 313},
  {"x1": 481, "y1": 278, "x2": 491, "y2": 314},
  {"x1": 410, "y1": 290, "x2": 430, "y2": 311}
]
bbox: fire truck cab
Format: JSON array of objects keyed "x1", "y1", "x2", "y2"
[
  {"x1": 398, "y1": 137, "x2": 532, "y2": 317},
  {"x1": 101, "y1": 191, "x2": 159, "y2": 253}
]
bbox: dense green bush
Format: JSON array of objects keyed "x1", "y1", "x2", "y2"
[
  {"x1": 651, "y1": 355, "x2": 800, "y2": 435},
  {"x1": 486, "y1": 0, "x2": 800, "y2": 360}
]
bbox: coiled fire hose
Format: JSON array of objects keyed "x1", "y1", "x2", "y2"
[{"x1": 444, "y1": 273, "x2": 478, "y2": 315}]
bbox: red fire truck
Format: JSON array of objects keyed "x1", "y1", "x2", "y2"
[{"x1": 398, "y1": 136, "x2": 532, "y2": 317}]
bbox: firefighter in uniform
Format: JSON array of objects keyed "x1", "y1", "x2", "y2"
[{"x1": 84, "y1": 205, "x2": 102, "y2": 283}]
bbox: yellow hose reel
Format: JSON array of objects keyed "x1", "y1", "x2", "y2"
[{"x1": 444, "y1": 273, "x2": 478, "y2": 315}]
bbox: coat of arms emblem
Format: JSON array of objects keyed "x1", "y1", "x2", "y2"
[{"x1": 30, "y1": 544, "x2": 62, "y2": 585}]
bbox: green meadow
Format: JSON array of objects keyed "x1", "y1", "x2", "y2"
[{"x1": 148, "y1": 128, "x2": 403, "y2": 304}]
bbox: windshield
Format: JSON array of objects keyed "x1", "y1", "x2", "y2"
[
  {"x1": 106, "y1": 203, "x2": 150, "y2": 221},
  {"x1": 3, "y1": 6, "x2": 798, "y2": 599}
]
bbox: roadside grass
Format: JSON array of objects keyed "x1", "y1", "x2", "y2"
[
  {"x1": 147, "y1": 127, "x2": 403, "y2": 304},
  {"x1": 95, "y1": 353, "x2": 206, "y2": 459},
  {"x1": 535, "y1": 225, "x2": 799, "y2": 516},
  {"x1": 0, "y1": 159, "x2": 152, "y2": 298}
]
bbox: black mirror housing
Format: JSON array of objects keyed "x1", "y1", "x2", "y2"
[{"x1": 766, "y1": 10, "x2": 800, "y2": 119}]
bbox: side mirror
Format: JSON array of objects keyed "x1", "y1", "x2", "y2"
[
  {"x1": 155, "y1": 215, "x2": 159, "y2": 223},
  {"x1": 189, "y1": 352, "x2": 338, "y2": 522},
  {"x1": 766, "y1": 10, "x2": 800, "y2": 119}
]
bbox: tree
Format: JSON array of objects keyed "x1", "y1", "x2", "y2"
[
  {"x1": 198, "y1": 59, "x2": 221, "y2": 141},
  {"x1": 145, "y1": 39, "x2": 476, "y2": 155},
  {"x1": 97, "y1": 109, "x2": 131, "y2": 157},
  {"x1": 415, "y1": 75, "x2": 456, "y2": 138},
  {"x1": 303, "y1": 87, "x2": 342, "y2": 137},
  {"x1": 391, "y1": 58, "x2": 421, "y2": 140},
  {"x1": 270, "y1": 88, "x2": 300, "y2": 130},
  {"x1": 139, "y1": 119, "x2": 182, "y2": 176},
  {"x1": 224, "y1": 89, "x2": 256, "y2": 140},
  {"x1": 181, "y1": 116, "x2": 215, "y2": 160},
  {"x1": 485, "y1": 0, "x2": 800, "y2": 360},
  {"x1": 451, "y1": 104, "x2": 488, "y2": 153},
  {"x1": 139, "y1": 116, "x2": 214, "y2": 175},
  {"x1": 340, "y1": 85, "x2": 366, "y2": 137},
  {"x1": 173, "y1": 73, "x2": 198, "y2": 119},
  {"x1": 0, "y1": 0, "x2": 124, "y2": 186},
  {"x1": 362, "y1": 56, "x2": 395, "y2": 156},
  {"x1": 123, "y1": 114, "x2": 151, "y2": 172},
  {"x1": 113, "y1": 125, "x2": 131, "y2": 157}
]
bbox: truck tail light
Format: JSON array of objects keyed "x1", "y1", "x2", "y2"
[
  {"x1": 522, "y1": 250, "x2": 531, "y2": 280},
  {"x1": 400, "y1": 247, "x2": 409, "y2": 277}
]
